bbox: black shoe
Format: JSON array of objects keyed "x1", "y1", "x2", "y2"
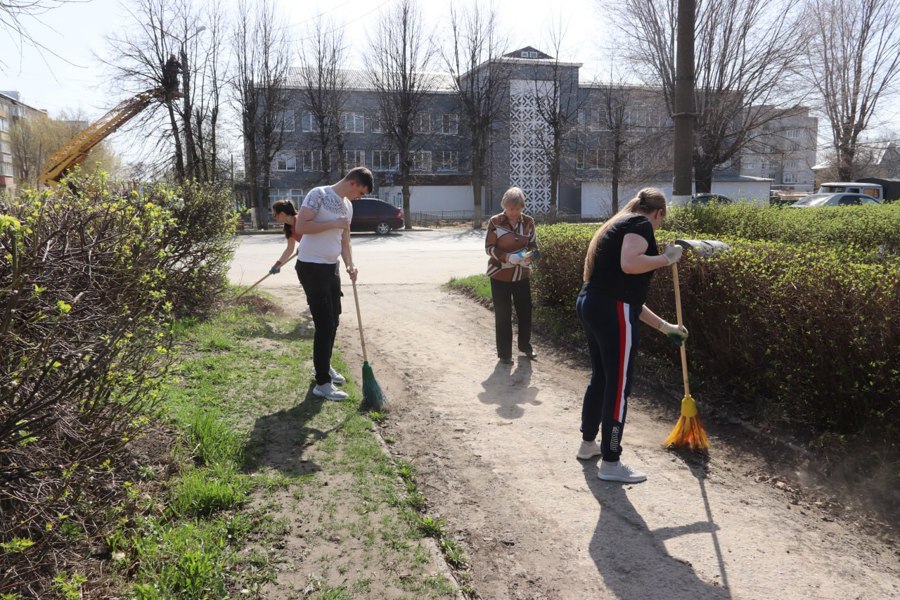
[
  {"x1": 521, "y1": 349, "x2": 537, "y2": 360},
  {"x1": 498, "y1": 356, "x2": 514, "y2": 365}
]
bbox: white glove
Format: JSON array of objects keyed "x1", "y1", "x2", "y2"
[
  {"x1": 507, "y1": 251, "x2": 524, "y2": 265},
  {"x1": 662, "y1": 244, "x2": 683, "y2": 265},
  {"x1": 658, "y1": 320, "x2": 689, "y2": 345}
]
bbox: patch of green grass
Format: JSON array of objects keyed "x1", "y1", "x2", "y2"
[
  {"x1": 447, "y1": 274, "x2": 491, "y2": 302},
  {"x1": 168, "y1": 464, "x2": 251, "y2": 517},
  {"x1": 184, "y1": 408, "x2": 244, "y2": 466},
  {"x1": 110, "y1": 300, "x2": 464, "y2": 598}
]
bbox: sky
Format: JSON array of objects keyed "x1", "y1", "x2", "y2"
[
  {"x1": 1, "y1": 0, "x2": 898, "y2": 163},
  {"x1": 0, "y1": 0, "x2": 607, "y2": 118}
]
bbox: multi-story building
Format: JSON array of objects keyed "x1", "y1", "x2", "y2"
[
  {"x1": 739, "y1": 106, "x2": 818, "y2": 193},
  {"x1": 0, "y1": 91, "x2": 47, "y2": 196},
  {"x1": 261, "y1": 47, "x2": 817, "y2": 218}
]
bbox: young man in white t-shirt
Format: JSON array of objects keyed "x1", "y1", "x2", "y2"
[{"x1": 294, "y1": 167, "x2": 373, "y2": 400}]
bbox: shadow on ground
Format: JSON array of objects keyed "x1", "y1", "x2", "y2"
[
  {"x1": 243, "y1": 384, "x2": 346, "y2": 476},
  {"x1": 581, "y1": 458, "x2": 732, "y2": 600}
]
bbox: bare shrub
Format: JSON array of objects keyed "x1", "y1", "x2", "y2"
[{"x1": 0, "y1": 170, "x2": 235, "y2": 596}]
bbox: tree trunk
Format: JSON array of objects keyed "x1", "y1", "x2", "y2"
[
  {"x1": 472, "y1": 175, "x2": 483, "y2": 230},
  {"x1": 167, "y1": 102, "x2": 185, "y2": 181}
]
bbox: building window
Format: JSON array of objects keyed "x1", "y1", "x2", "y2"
[
  {"x1": 301, "y1": 112, "x2": 319, "y2": 132},
  {"x1": 783, "y1": 172, "x2": 798, "y2": 183},
  {"x1": 626, "y1": 150, "x2": 643, "y2": 170},
  {"x1": 371, "y1": 113, "x2": 385, "y2": 134},
  {"x1": 0, "y1": 117, "x2": 8, "y2": 132},
  {"x1": 416, "y1": 112, "x2": 432, "y2": 134},
  {"x1": 276, "y1": 110, "x2": 294, "y2": 132},
  {"x1": 436, "y1": 151, "x2": 458, "y2": 172},
  {"x1": 345, "y1": 150, "x2": 367, "y2": 168},
  {"x1": 340, "y1": 112, "x2": 365, "y2": 133},
  {"x1": 786, "y1": 128, "x2": 800, "y2": 138},
  {"x1": 269, "y1": 188, "x2": 305, "y2": 206},
  {"x1": 576, "y1": 149, "x2": 585, "y2": 170},
  {"x1": 521, "y1": 50, "x2": 538, "y2": 58},
  {"x1": 412, "y1": 150, "x2": 432, "y2": 172},
  {"x1": 439, "y1": 113, "x2": 458, "y2": 135},
  {"x1": 273, "y1": 152, "x2": 296, "y2": 172},
  {"x1": 785, "y1": 159, "x2": 800, "y2": 170},
  {"x1": 302, "y1": 149, "x2": 322, "y2": 172},
  {"x1": 373, "y1": 150, "x2": 399, "y2": 171},
  {"x1": 590, "y1": 109, "x2": 608, "y2": 131}
]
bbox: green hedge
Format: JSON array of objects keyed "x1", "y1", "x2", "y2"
[
  {"x1": 533, "y1": 223, "x2": 899, "y2": 440},
  {"x1": 665, "y1": 203, "x2": 900, "y2": 257}
]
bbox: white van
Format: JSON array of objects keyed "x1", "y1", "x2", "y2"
[{"x1": 817, "y1": 182, "x2": 883, "y2": 201}]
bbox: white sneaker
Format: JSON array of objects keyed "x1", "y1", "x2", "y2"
[
  {"x1": 576, "y1": 440, "x2": 603, "y2": 460},
  {"x1": 329, "y1": 366, "x2": 346, "y2": 385},
  {"x1": 312, "y1": 382, "x2": 349, "y2": 401},
  {"x1": 310, "y1": 366, "x2": 346, "y2": 385},
  {"x1": 597, "y1": 460, "x2": 647, "y2": 483}
]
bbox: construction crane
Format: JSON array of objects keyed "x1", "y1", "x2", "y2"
[{"x1": 37, "y1": 56, "x2": 181, "y2": 186}]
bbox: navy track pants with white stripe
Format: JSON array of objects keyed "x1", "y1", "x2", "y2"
[{"x1": 576, "y1": 292, "x2": 642, "y2": 463}]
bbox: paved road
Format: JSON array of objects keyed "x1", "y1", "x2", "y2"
[{"x1": 229, "y1": 228, "x2": 488, "y2": 290}]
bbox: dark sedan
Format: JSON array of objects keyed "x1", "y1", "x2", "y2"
[
  {"x1": 351, "y1": 198, "x2": 404, "y2": 234},
  {"x1": 692, "y1": 193, "x2": 733, "y2": 205}
]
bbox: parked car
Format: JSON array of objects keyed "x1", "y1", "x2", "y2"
[
  {"x1": 691, "y1": 193, "x2": 733, "y2": 205},
  {"x1": 351, "y1": 198, "x2": 404, "y2": 234},
  {"x1": 789, "y1": 193, "x2": 881, "y2": 208}
]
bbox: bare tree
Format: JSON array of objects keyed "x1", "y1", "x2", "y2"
[
  {"x1": 803, "y1": 0, "x2": 900, "y2": 180},
  {"x1": 0, "y1": 0, "x2": 74, "y2": 68},
  {"x1": 295, "y1": 14, "x2": 351, "y2": 183},
  {"x1": 608, "y1": 0, "x2": 807, "y2": 192},
  {"x1": 443, "y1": 3, "x2": 510, "y2": 229},
  {"x1": 367, "y1": 0, "x2": 437, "y2": 229},
  {"x1": 231, "y1": 0, "x2": 290, "y2": 228},
  {"x1": 103, "y1": 0, "x2": 223, "y2": 182},
  {"x1": 590, "y1": 82, "x2": 642, "y2": 214}
]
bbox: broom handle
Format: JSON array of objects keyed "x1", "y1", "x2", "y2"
[
  {"x1": 234, "y1": 250, "x2": 298, "y2": 300},
  {"x1": 351, "y1": 279, "x2": 368, "y2": 363},
  {"x1": 672, "y1": 262, "x2": 691, "y2": 397},
  {"x1": 346, "y1": 232, "x2": 368, "y2": 363}
]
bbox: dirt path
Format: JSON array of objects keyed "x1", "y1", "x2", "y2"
[{"x1": 238, "y1": 232, "x2": 898, "y2": 599}]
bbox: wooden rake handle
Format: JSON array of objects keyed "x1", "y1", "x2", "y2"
[
  {"x1": 672, "y1": 262, "x2": 691, "y2": 397},
  {"x1": 234, "y1": 250, "x2": 298, "y2": 300}
]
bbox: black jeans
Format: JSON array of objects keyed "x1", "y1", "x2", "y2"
[
  {"x1": 296, "y1": 261, "x2": 342, "y2": 385},
  {"x1": 576, "y1": 292, "x2": 641, "y2": 463},
  {"x1": 490, "y1": 278, "x2": 533, "y2": 360}
]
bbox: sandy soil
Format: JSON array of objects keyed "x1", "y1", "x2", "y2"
[{"x1": 234, "y1": 230, "x2": 899, "y2": 600}]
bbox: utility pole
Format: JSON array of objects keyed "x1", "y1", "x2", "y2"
[{"x1": 672, "y1": 0, "x2": 696, "y2": 204}]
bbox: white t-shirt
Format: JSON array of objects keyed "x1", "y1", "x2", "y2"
[{"x1": 297, "y1": 186, "x2": 353, "y2": 264}]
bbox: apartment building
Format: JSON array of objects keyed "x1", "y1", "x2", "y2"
[
  {"x1": 739, "y1": 106, "x2": 819, "y2": 193},
  {"x1": 0, "y1": 91, "x2": 47, "y2": 196}
]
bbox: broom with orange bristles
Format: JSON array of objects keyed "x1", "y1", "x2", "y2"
[{"x1": 662, "y1": 260, "x2": 710, "y2": 450}]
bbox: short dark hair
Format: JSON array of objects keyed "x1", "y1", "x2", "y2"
[{"x1": 345, "y1": 166, "x2": 374, "y2": 194}]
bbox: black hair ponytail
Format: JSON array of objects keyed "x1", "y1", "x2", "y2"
[{"x1": 272, "y1": 199, "x2": 298, "y2": 238}]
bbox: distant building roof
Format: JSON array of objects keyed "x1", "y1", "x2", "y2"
[
  {"x1": 283, "y1": 68, "x2": 456, "y2": 92},
  {"x1": 0, "y1": 90, "x2": 46, "y2": 114},
  {"x1": 504, "y1": 46, "x2": 554, "y2": 60}
]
